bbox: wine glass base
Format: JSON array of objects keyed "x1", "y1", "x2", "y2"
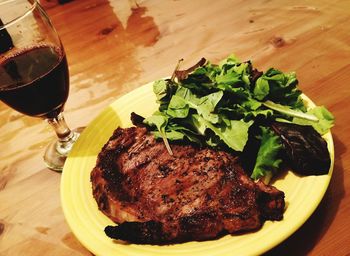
[{"x1": 43, "y1": 127, "x2": 84, "y2": 172}]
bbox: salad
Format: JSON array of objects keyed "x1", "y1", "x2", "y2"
[{"x1": 142, "y1": 55, "x2": 334, "y2": 183}]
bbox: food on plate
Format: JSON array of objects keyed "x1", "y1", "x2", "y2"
[
  {"x1": 144, "y1": 55, "x2": 334, "y2": 183},
  {"x1": 91, "y1": 126, "x2": 285, "y2": 244},
  {"x1": 90, "y1": 55, "x2": 334, "y2": 244}
]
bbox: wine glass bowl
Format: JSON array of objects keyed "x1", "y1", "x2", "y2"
[{"x1": 0, "y1": 0, "x2": 80, "y2": 171}]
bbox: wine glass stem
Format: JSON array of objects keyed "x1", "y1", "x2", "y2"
[{"x1": 47, "y1": 112, "x2": 77, "y2": 155}]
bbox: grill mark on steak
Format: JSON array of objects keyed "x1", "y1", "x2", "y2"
[{"x1": 91, "y1": 126, "x2": 285, "y2": 244}]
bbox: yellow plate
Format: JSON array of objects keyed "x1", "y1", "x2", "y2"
[{"x1": 61, "y1": 81, "x2": 334, "y2": 256}]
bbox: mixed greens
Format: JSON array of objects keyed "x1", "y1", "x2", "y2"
[{"x1": 142, "y1": 55, "x2": 334, "y2": 183}]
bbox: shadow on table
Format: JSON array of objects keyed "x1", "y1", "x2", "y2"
[{"x1": 263, "y1": 134, "x2": 345, "y2": 256}]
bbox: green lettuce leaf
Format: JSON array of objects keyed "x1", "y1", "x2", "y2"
[
  {"x1": 153, "y1": 80, "x2": 168, "y2": 101},
  {"x1": 143, "y1": 110, "x2": 168, "y2": 132},
  {"x1": 253, "y1": 68, "x2": 304, "y2": 110},
  {"x1": 292, "y1": 106, "x2": 335, "y2": 135},
  {"x1": 263, "y1": 100, "x2": 319, "y2": 121},
  {"x1": 190, "y1": 115, "x2": 253, "y2": 152},
  {"x1": 153, "y1": 79, "x2": 177, "y2": 111},
  {"x1": 253, "y1": 76, "x2": 270, "y2": 100},
  {"x1": 167, "y1": 95, "x2": 189, "y2": 118},
  {"x1": 143, "y1": 111, "x2": 173, "y2": 155},
  {"x1": 251, "y1": 127, "x2": 283, "y2": 181},
  {"x1": 171, "y1": 87, "x2": 223, "y2": 123}
]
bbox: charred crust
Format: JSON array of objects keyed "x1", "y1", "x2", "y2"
[
  {"x1": 105, "y1": 221, "x2": 168, "y2": 244},
  {"x1": 159, "y1": 164, "x2": 172, "y2": 177},
  {"x1": 161, "y1": 194, "x2": 175, "y2": 204},
  {"x1": 223, "y1": 165, "x2": 239, "y2": 181},
  {"x1": 109, "y1": 127, "x2": 126, "y2": 140},
  {"x1": 161, "y1": 194, "x2": 168, "y2": 203},
  {"x1": 130, "y1": 112, "x2": 146, "y2": 127},
  {"x1": 257, "y1": 189, "x2": 285, "y2": 221},
  {"x1": 97, "y1": 192, "x2": 110, "y2": 212},
  {"x1": 223, "y1": 210, "x2": 252, "y2": 220},
  {"x1": 205, "y1": 192, "x2": 212, "y2": 201},
  {"x1": 99, "y1": 150, "x2": 123, "y2": 184},
  {"x1": 181, "y1": 171, "x2": 188, "y2": 177},
  {"x1": 179, "y1": 211, "x2": 218, "y2": 238},
  {"x1": 181, "y1": 211, "x2": 216, "y2": 225}
]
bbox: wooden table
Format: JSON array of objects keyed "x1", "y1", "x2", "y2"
[{"x1": 1, "y1": 0, "x2": 349, "y2": 255}]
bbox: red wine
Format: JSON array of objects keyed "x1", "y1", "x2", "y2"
[
  {"x1": 0, "y1": 19, "x2": 14, "y2": 53},
  {"x1": 0, "y1": 45, "x2": 69, "y2": 118}
]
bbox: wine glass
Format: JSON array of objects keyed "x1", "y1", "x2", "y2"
[{"x1": 0, "y1": 0, "x2": 81, "y2": 171}]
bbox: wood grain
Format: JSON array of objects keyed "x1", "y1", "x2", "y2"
[{"x1": 1, "y1": 0, "x2": 350, "y2": 255}]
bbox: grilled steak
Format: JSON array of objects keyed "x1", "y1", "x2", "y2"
[{"x1": 91, "y1": 126, "x2": 285, "y2": 244}]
